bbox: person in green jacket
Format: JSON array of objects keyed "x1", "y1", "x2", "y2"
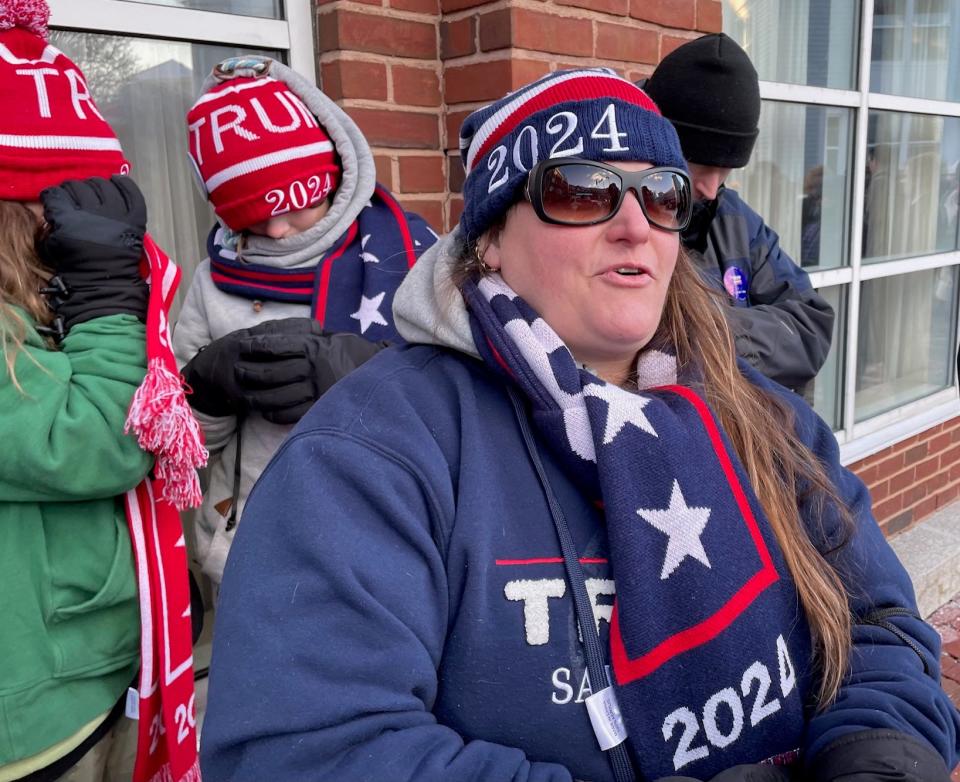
[{"x1": 0, "y1": 5, "x2": 157, "y2": 780}]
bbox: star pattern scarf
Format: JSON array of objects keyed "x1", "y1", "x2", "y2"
[
  {"x1": 463, "y1": 274, "x2": 809, "y2": 779},
  {"x1": 208, "y1": 185, "x2": 436, "y2": 341}
]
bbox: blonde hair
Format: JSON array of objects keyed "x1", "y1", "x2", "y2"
[
  {"x1": 0, "y1": 200, "x2": 54, "y2": 390},
  {"x1": 455, "y1": 234, "x2": 852, "y2": 708}
]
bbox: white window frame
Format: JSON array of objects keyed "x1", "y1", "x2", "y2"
[
  {"x1": 752, "y1": 0, "x2": 960, "y2": 464},
  {"x1": 47, "y1": 0, "x2": 317, "y2": 84}
]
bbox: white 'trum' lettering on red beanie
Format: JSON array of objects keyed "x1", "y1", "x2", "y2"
[
  {"x1": 186, "y1": 75, "x2": 342, "y2": 231},
  {"x1": 0, "y1": 0, "x2": 128, "y2": 201}
]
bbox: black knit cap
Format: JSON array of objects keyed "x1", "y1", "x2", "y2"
[{"x1": 643, "y1": 33, "x2": 760, "y2": 169}]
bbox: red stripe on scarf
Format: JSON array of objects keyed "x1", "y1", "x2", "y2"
[
  {"x1": 124, "y1": 236, "x2": 206, "y2": 782},
  {"x1": 313, "y1": 220, "x2": 359, "y2": 326},
  {"x1": 210, "y1": 271, "x2": 315, "y2": 296},
  {"x1": 374, "y1": 184, "x2": 418, "y2": 268},
  {"x1": 210, "y1": 263, "x2": 316, "y2": 283},
  {"x1": 609, "y1": 385, "x2": 778, "y2": 686}
]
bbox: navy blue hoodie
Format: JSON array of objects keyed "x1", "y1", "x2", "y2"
[{"x1": 200, "y1": 236, "x2": 959, "y2": 782}]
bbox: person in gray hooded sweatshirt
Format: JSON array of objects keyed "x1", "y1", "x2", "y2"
[{"x1": 173, "y1": 56, "x2": 437, "y2": 583}]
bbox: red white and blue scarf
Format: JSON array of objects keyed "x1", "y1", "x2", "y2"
[
  {"x1": 208, "y1": 185, "x2": 436, "y2": 341},
  {"x1": 462, "y1": 274, "x2": 809, "y2": 779}
]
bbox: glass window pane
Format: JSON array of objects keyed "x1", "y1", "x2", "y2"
[
  {"x1": 723, "y1": 0, "x2": 859, "y2": 89},
  {"x1": 116, "y1": 0, "x2": 282, "y2": 19},
  {"x1": 863, "y1": 111, "x2": 960, "y2": 263},
  {"x1": 728, "y1": 101, "x2": 854, "y2": 271},
  {"x1": 50, "y1": 31, "x2": 282, "y2": 315},
  {"x1": 855, "y1": 267, "x2": 958, "y2": 421},
  {"x1": 812, "y1": 285, "x2": 846, "y2": 430},
  {"x1": 871, "y1": 0, "x2": 960, "y2": 102}
]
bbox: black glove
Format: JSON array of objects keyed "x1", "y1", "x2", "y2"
[
  {"x1": 181, "y1": 330, "x2": 249, "y2": 418},
  {"x1": 807, "y1": 729, "x2": 952, "y2": 781},
  {"x1": 38, "y1": 175, "x2": 148, "y2": 331},
  {"x1": 181, "y1": 318, "x2": 386, "y2": 423},
  {"x1": 654, "y1": 764, "x2": 790, "y2": 782},
  {"x1": 236, "y1": 319, "x2": 386, "y2": 424},
  {"x1": 709, "y1": 765, "x2": 790, "y2": 781}
]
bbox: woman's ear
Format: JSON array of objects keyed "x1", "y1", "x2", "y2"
[{"x1": 480, "y1": 227, "x2": 503, "y2": 271}]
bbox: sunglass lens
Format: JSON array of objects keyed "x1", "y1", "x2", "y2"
[
  {"x1": 540, "y1": 164, "x2": 621, "y2": 224},
  {"x1": 639, "y1": 171, "x2": 690, "y2": 230}
]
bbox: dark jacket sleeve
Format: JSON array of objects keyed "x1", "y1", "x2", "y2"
[
  {"x1": 755, "y1": 367, "x2": 960, "y2": 771},
  {"x1": 807, "y1": 728, "x2": 953, "y2": 781},
  {"x1": 709, "y1": 190, "x2": 835, "y2": 394},
  {"x1": 200, "y1": 426, "x2": 573, "y2": 782}
]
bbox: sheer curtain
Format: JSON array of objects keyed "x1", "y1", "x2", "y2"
[
  {"x1": 871, "y1": 0, "x2": 960, "y2": 102},
  {"x1": 857, "y1": 112, "x2": 959, "y2": 418},
  {"x1": 50, "y1": 31, "x2": 281, "y2": 318}
]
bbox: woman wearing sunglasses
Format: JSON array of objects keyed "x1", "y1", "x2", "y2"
[{"x1": 200, "y1": 69, "x2": 959, "y2": 782}]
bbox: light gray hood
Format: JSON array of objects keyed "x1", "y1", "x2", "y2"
[
  {"x1": 199, "y1": 59, "x2": 377, "y2": 269},
  {"x1": 392, "y1": 228, "x2": 479, "y2": 359}
]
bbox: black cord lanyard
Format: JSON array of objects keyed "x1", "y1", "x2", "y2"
[{"x1": 507, "y1": 388, "x2": 637, "y2": 782}]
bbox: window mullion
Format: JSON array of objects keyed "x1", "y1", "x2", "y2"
[
  {"x1": 842, "y1": 0, "x2": 874, "y2": 439},
  {"x1": 285, "y1": 0, "x2": 317, "y2": 85}
]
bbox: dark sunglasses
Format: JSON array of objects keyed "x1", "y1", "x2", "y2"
[{"x1": 524, "y1": 158, "x2": 692, "y2": 232}]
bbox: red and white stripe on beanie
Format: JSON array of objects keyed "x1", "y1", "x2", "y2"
[
  {"x1": 186, "y1": 75, "x2": 342, "y2": 232},
  {"x1": 0, "y1": 0, "x2": 129, "y2": 201}
]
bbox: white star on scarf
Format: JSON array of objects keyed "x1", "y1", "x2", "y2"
[
  {"x1": 351, "y1": 292, "x2": 388, "y2": 334},
  {"x1": 361, "y1": 234, "x2": 380, "y2": 264},
  {"x1": 636, "y1": 480, "x2": 712, "y2": 580},
  {"x1": 583, "y1": 382, "x2": 658, "y2": 444}
]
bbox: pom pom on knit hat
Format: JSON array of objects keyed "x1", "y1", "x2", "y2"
[
  {"x1": 644, "y1": 33, "x2": 761, "y2": 169},
  {"x1": 186, "y1": 64, "x2": 342, "y2": 232},
  {"x1": 0, "y1": 0, "x2": 49, "y2": 38},
  {"x1": 0, "y1": 0, "x2": 129, "y2": 201},
  {"x1": 458, "y1": 67, "x2": 686, "y2": 242}
]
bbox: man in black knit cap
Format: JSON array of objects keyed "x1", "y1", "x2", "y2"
[{"x1": 642, "y1": 33, "x2": 834, "y2": 399}]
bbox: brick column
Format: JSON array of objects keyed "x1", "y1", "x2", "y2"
[{"x1": 316, "y1": 0, "x2": 446, "y2": 229}]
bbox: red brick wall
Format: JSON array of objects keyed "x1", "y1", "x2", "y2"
[
  {"x1": 849, "y1": 415, "x2": 960, "y2": 537},
  {"x1": 314, "y1": 0, "x2": 722, "y2": 231},
  {"x1": 317, "y1": 0, "x2": 446, "y2": 229}
]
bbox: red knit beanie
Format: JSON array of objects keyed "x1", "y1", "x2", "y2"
[
  {"x1": 0, "y1": 0, "x2": 129, "y2": 201},
  {"x1": 186, "y1": 74, "x2": 341, "y2": 232}
]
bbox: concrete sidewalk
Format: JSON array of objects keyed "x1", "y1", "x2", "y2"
[{"x1": 891, "y1": 500, "x2": 960, "y2": 780}]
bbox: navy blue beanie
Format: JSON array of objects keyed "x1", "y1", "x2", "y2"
[{"x1": 458, "y1": 67, "x2": 687, "y2": 241}]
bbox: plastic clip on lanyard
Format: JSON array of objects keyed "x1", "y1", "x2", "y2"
[{"x1": 507, "y1": 388, "x2": 635, "y2": 782}]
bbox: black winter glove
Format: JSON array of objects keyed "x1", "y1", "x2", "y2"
[
  {"x1": 654, "y1": 764, "x2": 790, "y2": 782},
  {"x1": 234, "y1": 318, "x2": 386, "y2": 425},
  {"x1": 807, "y1": 729, "x2": 952, "y2": 781},
  {"x1": 709, "y1": 765, "x2": 790, "y2": 781},
  {"x1": 181, "y1": 318, "x2": 386, "y2": 424},
  {"x1": 38, "y1": 176, "x2": 148, "y2": 332}
]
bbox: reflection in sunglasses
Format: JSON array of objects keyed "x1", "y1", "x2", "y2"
[{"x1": 531, "y1": 160, "x2": 692, "y2": 231}]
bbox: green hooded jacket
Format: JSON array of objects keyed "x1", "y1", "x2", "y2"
[{"x1": 0, "y1": 310, "x2": 152, "y2": 765}]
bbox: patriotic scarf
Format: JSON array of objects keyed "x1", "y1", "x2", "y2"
[
  {"x1": 463, "y1": 274, "x2": 810, "y2": 779},
  {"x1": 208, "y1": 186, "x2": 432, "y2": 342},
  {"x1": 123, "y1": 235, "x2": 206, "y2": 782}
]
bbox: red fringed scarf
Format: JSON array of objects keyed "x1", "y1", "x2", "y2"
[{"x1": 124, "y1": 235, "x2": 207, "y2": 782}]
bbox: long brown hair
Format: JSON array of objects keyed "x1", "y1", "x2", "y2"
[
  {"x1": 455, "y1": 232, "x2": 852, "y2": 708},
  {"x1": 0, "y1": 200, "x2": 54, "y2": 389}
]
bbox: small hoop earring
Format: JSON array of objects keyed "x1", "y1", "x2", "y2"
[{"x1": 475, "y1": 242, "x2": 493, "y2": 275}]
